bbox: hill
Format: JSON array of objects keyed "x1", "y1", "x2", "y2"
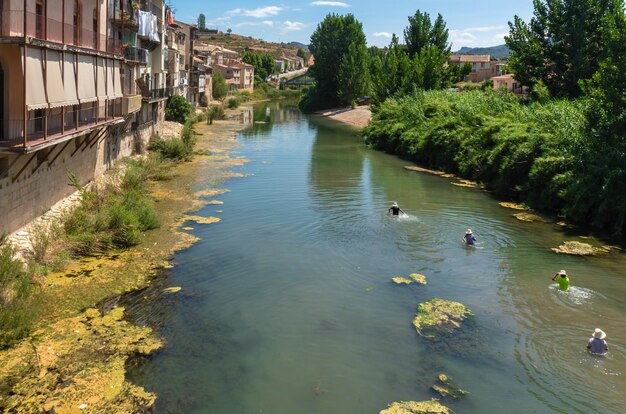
[
  {"x1": 456, "y1": 44, "x2": 510, "y2": 59},
  {"x1": 196, "y1": 32, "x2": 305, "y2": 58}
]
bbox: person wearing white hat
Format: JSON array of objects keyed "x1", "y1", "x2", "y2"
[
  {"x1": 587, "y1": 329, "x2": 608, "y2": 355},
  {"x1": 551, "y1": 270, "x2": 570, "y2": 291},
  {"x1": 462, "y1": 229, "x2": 476, "y2": 245},
  {"x1": 388, "y1": 202, "x2": 405, "y2": 216}
]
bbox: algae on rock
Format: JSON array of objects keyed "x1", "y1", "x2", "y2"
[
  {"x1": 392, "y1": 277, "x2": 413, "y2": 285},
  {"x1": 410, "y1": 274, "x2": 427, "y2": 284},
  {"x1": 413, "y1": 298, "x2": 472, "y2": 340},
  {"x1": 380, "y1": 399, "x2": 451, "y2": 414},
  {"x1": 431, "y1": 373, "x2": 469, "y2": 399},
  {"x1": 551, "y1": 240, "x2": 611, "y2": 256}
]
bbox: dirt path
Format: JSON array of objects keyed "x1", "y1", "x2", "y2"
[{"x1": 314, "y1": 106, "x2": 372, "y2": 128}]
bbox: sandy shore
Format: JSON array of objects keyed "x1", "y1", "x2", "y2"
[{"x1": 314, "y1": 106, "x2": 372, "y2": 128}]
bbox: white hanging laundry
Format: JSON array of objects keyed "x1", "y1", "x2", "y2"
[
  {"x1": 150, "y1": 15, "x2": 160, "y2": 42},
  {"x1": 138, "y1": 10, "x2": 150, "y2": 37}
]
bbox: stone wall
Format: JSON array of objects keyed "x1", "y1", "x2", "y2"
[{"x1": 0, "y1": 121, "x2": 157, "y2": 235}]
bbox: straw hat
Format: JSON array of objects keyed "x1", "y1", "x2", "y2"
[
  {"x1": 465, "y1": 229, "x2": 473, "y2": 234},
  {"x1": 558, "y1": 270, "x2": 567, "y2": 276},
  {"x1": 592, "y1": 329, "x2": 606, "y2": 340},
  {"x1": 392, "y1": 202, "x2": 398, "y2": 207}
]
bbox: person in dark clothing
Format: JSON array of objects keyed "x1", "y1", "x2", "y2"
[
  {"x1": 463, "y1": 229, "x2": 477, "y2": 245},
  {"x1": 388, "y1": 202, "x2": 405, "y2": 216}
]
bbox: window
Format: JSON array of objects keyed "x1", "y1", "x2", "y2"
[
  {"x1": 36, "y1": 0, "x2": 45, "y2": 39},
  {"x1": 74, "y1": 0, "x2": 81, "y2": 45},
  {"x1": 0, "y1": 157, "x2": 9, "y2": 179},
  {"x1": 93, "y1": 9, "x2": 98, "y2": 48}
]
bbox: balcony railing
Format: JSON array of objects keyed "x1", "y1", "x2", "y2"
[
  {"x1": 124, "y1": 47, "x2": 149, "y2": 64},
  {"x1": 141, "y1": 87, "x2": 179, "y2": 102},
  {"x1": 0, "y1": 102, "x2": 124, "y2": 150},
  {"x1": 0, "y1": 10, "x2": 114, "y2": 54}
]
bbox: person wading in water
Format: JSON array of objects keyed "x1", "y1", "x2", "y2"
[
  {"x1": 551, "y1": 270, "x2": 570, "y2": 291},
  {"x1": 388, "y1": 202, "x2": 405, "y2": 216},
  {"x1": 462, "y1": 229, "x2": 477, "y2": 245},
  {"x1": 587, "y1": 329, "x2": 609, "y2": 355}
]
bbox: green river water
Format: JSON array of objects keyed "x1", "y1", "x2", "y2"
[{"x1": 127, "y1": 101, "x2": 626, "y2": 413}]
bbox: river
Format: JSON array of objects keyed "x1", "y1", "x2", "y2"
[{"x1": 127, "y1": 100, "x2": 626, "y2": 414}]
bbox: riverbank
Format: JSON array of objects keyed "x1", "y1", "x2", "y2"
[
  {"x1": 0, "y1": 109, "x2": 252, "y2": 412},
  {"x1": 313, "y1": 106, "x2": 372, "y2": 128}
]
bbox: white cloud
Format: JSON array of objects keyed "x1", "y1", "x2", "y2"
[
  {"x1": 449, "y1": 26, "x2": 508, "y2": 48},
  {"x1": 372, "y1": 32, "x2": 392, "y2": 39},
  {"x1": 310, "y1": 1, "x2": 350, "y2": 7},
  {"x1": 237, "y1": 6, "x2": 283, "y2": 18},
  {"x1": 281, "y1": 21, "x2": 305, "y2": 33},
  {"x1": 235, "y1": 20, "x2": 275, "y2": 28}
]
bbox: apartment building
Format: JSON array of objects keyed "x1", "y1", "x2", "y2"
[
  {"x1": 165, "y1": 21, "x2": 187, "y2": 99},
  {"x1": 448, "y1": 54, "x2": 506, "y2": 83},
  {"x1": 195, "y1": 43, "x2": 254, "y2": 93},
  {"x1": 0, "y1": 0, "x2": 170, "y2": 234}
]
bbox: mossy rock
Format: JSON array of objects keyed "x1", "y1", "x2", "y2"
[
  {"x1": 431, "y1": 373, "x2": 469, "y2": 399},
  {"x1": 513, "y1": 212, "x2": 543, "y2": 222},
  {"x1": 163, "y1": 287, "x2": 182, "y2": 294},
  {"x1": 392, "y1": 277, "x2": 413, "y2": 285},
  {"x1": 409, "y1": 274, "x2": 427, "y2": 285},
  {"x1": 380, "y1": 399, "x2": 451, "y2": 414},
  {"x1": 413, "y1": 299, "x2": 472, "y2": 340},
  {"x1": 498, "y1": 202, "x2": 527, "y2": 211},
  {"x1": 551, "y1": 241, "x2": 611, "y2": 256}
]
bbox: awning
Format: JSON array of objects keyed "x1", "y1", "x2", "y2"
[
  {"x1": 47, "y1": 51, "x2": 66, "y2": 109},
  {"x1": 63, "y1": 53, "x2": 79, "y2": 106},
  {"x1": 24, "y1": 47, "x2": 48, "y2": 110},
  {"x1": 113, "y1": 60, "x2": 123, "y2": 98},
  {"x1": 96, "y1": 57, "x2": 107, "y2": 102},
  {"x1": 106, "y1": 59, "x2": 115, "y2": 99},
  {"x1": 77, "y1": 54, "x2": 97, "y2": 103}
]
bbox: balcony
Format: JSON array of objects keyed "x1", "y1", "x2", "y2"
[
  {"x1": 0, "y1": 102, "x2": 124, "y2": 153},
  {"x1": 110, "y1": 9, "x2": 139, "y2": 31},
  {"x1": 0, "y1": 10, "x2": 111, "y2": 54},
  {"x1": 124, "y1": 47, "x2": 149, "y2": 65},
  {"x1": 141, "y1": 87, "x2": 179, "y2": 103},
  {"x1": 123, "y1": 95, "x2": 143, "y2": 115}
]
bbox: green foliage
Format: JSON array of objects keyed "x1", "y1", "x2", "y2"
[
  {"x1": 242, "y1": 51, "x2": 275, "y2": 80},
  {"x1": 165, "y1": 95, "x2": 193, "y2": 124},
  {"x1": 206, "y1": 104, "x2": 225, "y2": 125},
  {"x1": 149, "y1": 139, "x2": 192, "y2": 161},
  {"x1": 296, "y1": 48, "x2": 308, "y2": 61},
  {"x1": 304, "y1": 13, "x2": 368, "y2": 111},
  {"x1": 506, "y1": 0, "x2": 620, "y2": 98},
  {"x1": 0, "y1": 239, "x2": 37, "y2": 349},
  {"x1": 404, "y1": 10, "x2": 451, "y2": 57},
  {"x1": 338, "y1": 41, "x2": 370, "y2": 105},
  {"x1": 460, "y1": 62, "x2": 473, "y2": 78},
  {"x1": 212, "y1": 72, "x2": 228, "y2": 100},
  {"x1": 198, "y1": 14, "x2": 206, "y2": 31},
  {"x1": 227, "y1": 98, "x2": 240, "y2": 109},
  {"x1": 365, "y1": 90, "x2": 588, "y2": 222}
]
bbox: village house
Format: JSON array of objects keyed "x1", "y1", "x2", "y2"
[
  {"x1": 195, "y1": 43, "x2": 254, "y2": 93},
  {"x1": 0, "y1": 0, "x2": 175, "y2": 234},
  {"x1": 448, "y1": 54, "x2": 506, "y2": 83},
  {"x1": 491, "y1": 74, "x2": 529, "y2": 97}
]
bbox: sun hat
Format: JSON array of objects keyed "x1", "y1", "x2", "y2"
[
  {"x1": 392, "y1": 202, "x2": 398, "y2": 207},
  {"x1": 592, "y1": 329, "x2": 606, "y2": 340},
  {"x1": 466, "y1": 229, "x2": 473, "y2": 234},
  {"x1": 559, "y1": 270, "x2": 567, "y2": 276}
]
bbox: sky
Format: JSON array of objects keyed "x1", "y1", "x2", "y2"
[{"x1": 170, "y1": 0, "x2": 535, "y2": 49}]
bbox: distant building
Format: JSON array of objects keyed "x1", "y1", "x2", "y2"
[
  {"x1": 448, "y1": 54, "x2": 506, "y2": 83},
  {"x1": 492, "y1": 74, "x2": 529, "y2": 96}
]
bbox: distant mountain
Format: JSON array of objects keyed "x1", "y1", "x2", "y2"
[
  {"x1": 289, "y1": 41, "x2": 309, "y2": 51},
  {"x1": 456, "y1": 44, "x2": 510, "y2": 59}
]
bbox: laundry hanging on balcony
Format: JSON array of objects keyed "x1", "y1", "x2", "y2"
[
  {"x1": 138, "y1": 10, "x2": 151, "y2": 37},
  {"x1": 149, "y1": 14, "x2": 160, "y2": 42}
]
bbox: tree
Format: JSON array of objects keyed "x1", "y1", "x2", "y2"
[
  {"x1": 296, "y1": 48, "x2": 308, "y2": 61},
  {"x1": 404, "y1": 10, "x2": 450, "y2": 57},
  {"x1": 566, "y1": 0, "x2": 626, "y2": 234},
  {"x1": 197, "y1": 14, "x2": 206, "y2": 31},
  {"x1": 506, "y1": 0, "x2": 619, "y2": 98},
  {"x1": 460, "y1": 62, "x2": 472, "y2": 78},
  {"x1": 242, "y1": 51, "x2": 275, "y2": 80},
  {"x1": 227, "y1": 28, "x2": 232, "y2": 35},
  {"x1": 338, "y1": 42, "x2": 370, "y2": 105},
  {"x1": 165, "y1": 95, "x2": 193, "y2": 124},
  {"x1": 212, "y1": 72, "x2": 228, "y2": 100},
  {"x1": 304, "y1": 13, "x2": 368, "y2": 110}
]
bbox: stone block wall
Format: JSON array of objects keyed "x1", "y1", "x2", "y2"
[{"x1": 0, "y1": 121, "x2": 157, "y2": 235}]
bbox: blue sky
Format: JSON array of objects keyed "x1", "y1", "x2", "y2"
[{"x1": 170, "y1": 1, "x2": 535, "y2": 49}]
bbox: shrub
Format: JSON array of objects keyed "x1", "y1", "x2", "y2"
[
  {"x1": 227, "y1": 98, "x2": 240, "y2": 109},
  {"x1": 165, "y1": 95, "x2": 193, "y2": 124},
  {"x1": 207, "y1": 105, "x2": 225, "y2": 124},
  {"x1": 212, "y1": 72, "x2": 228, "y2": 100},
  {"x1": 199, "y1": 93, "x2": 209, "y2": 108},
  {"x1": 149, "y1": 139, "x2": 192, "y2": 161},
  {"x1": 0, "y1": 238, "x2": 37, "y2": 349}
]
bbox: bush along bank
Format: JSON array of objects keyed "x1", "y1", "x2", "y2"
[{"x1": 364, "y1": 90, "x2": 601, "y2": 230}]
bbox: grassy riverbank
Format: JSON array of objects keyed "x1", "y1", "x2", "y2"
[
  {"x1": 0, "y1": 110, "x2": 251, "y2": 412},
  {"x1": 364, "y1": 90, "x2": 602, "y2": 228}
]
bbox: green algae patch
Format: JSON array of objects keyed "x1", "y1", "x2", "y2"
[
  {"x1": 413, "y1": 299, "x2": 472, "y2": 340},
  {"x1": 0, "y1": 307, "x2": 161, "y2": 412},
  {"x1": 163, "y1": 287, "x2": 182, "y2": 294},
  {"x1": 392, "y1": 277, "x2": 413, "y2": 285},
  {"x1": 181, "y1": 215, "x2": 221, "y2": 225},
  {"x1": 194, "y1": 188, "x2": 230, "y2": 199},
  {"x1": 207, "y1": 200, "x2": 224, "y2": 205},
  {"x1": 380, "y1": 399, "x2": 451, "y2": 414},
  {"x1": 404, "y1": 165, "x2": 455, "y2": 179},
  {"x1": 513, "y1": 212, "x2": 545, "y2": 222},
  {"x1": 410, "y1": 274, "x2": 427, "y2": 285},
  {"x1": 451, "y1": 179, "x2": 482, "y2": 189},
  {"x1": 499, "y1": 202, "x2": 528, "y2": 211},
  {"x1": 551, "y1": 241, "x2": 612, "y2": 256},
  {"x1": 431, "y1": 373, "x2": 469, "y2": 399}
]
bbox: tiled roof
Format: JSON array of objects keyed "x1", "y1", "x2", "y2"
[{"x1": 449, "y1": 54, "x2": 491, "y2": 63}]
